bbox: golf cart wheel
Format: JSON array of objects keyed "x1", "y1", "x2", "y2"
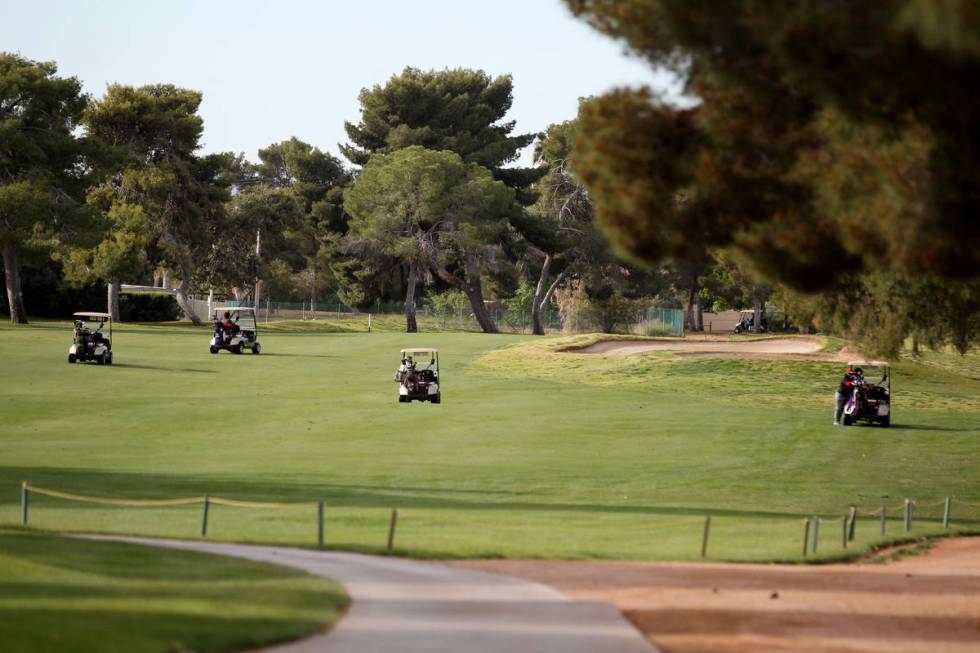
[
  {"x1": 68, "y1": 354, "x2": 76, "y2": 364},
  {"x1": 210, "y1": 346, "x2": 219, "y2": 354},
  {"x1": 842, "y1": 414, "x2": 853, "y2": 426},
  {"x1": 431, "y1": 393, "x2": 441, "y2": 404},
  {"x1": 106, "y1": 352, "x2": 113, "y2": 365},
  {"x1": 233, "y1": 343, "x2": 244, "y2": 355},
  {"x1": 880, "y1": 415, "x2": 890, "y2": 428},
  {"x1": 96, "y1": 354, "x2": 105, "y2": 365},
  {"x1": 252, "y1": 342, "x2": 261, "y2": 354},
  {"x1": 398, "y1": 395, "x2": 409, "y2": 403},
  {"x1": 734, "y1": 326, "x2": 742, "y2": 334}
]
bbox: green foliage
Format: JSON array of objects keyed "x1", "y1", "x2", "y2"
[
  {"x1": 0, "y1": 530, "x2": 348, "y2": 653},
  {"x1": 428, "y1": 288, "x2": 469, "y2": 315},
  {"x1": 566, "y1": 1, "x2": 980, "y2": 350},
  {"x1": 345, "y1": 146, "x2": 514, "y2": 268},
  {"x1": 81, "y1": 85, "x2": 238, "y2": 305},
  {"x1": 118, "y1": 293, "x2": 180, "y2": 322},
  {"x1": 0, "y1": 53, "x2": 94, "y2": 321},
  {"x1": 342, "y1": 67, "x2": 543, "y2": 199}
]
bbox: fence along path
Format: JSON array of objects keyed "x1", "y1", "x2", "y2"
[{"x1": 20, "y1": 482, "x2": 980, "y2": 560}]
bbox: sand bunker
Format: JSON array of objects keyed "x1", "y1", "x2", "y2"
[{"x1": 567, "y1": 337, "x2": 828, "y2": 358}]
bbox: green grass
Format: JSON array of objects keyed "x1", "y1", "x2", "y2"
[
  {"x1": 0, "y1": 321, "x2": 977, "y2": 562},
  {"x1": 0, "y1": 529, "x2": 348, "y2": 653}
]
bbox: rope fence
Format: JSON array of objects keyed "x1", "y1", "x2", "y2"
[
  {"x1": 18, "y1": 481, "x2": 979, "y2": 558},
  {"x1": 20, "y1": 482, "x2": 329, "y2": 547}
]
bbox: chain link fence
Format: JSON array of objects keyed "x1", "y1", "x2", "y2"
[{"x1": 186, "y1": 295, "x2": 683, "y2": 336}]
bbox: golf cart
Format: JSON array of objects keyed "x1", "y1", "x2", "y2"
[
  {"x1": 394, "y1": 348, "x2": 441, "y2": 403},
  {"x1": 842, "y1": 360, "x2": 891, "y2": 427},
  {"x1": 68, "y1": 312, "x2": 113, "y2": 365},
  {"x1": 733, "y1": 309, "x2": 768, "y2": 334},
  {"x1": 210, "y1": 306, "x2": 261, "y2": 354}
]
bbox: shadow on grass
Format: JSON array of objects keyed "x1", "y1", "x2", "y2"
[
  {"x1": 110, "y1": 363, "x2": 217, "y2": 374},
  {"x1": 256, "y1": 352, "x2": 336, "y2": 358},
  {"x1": 5, "y1": 466, "x2": 979, "y2": 526},
  {"x1": 889, "y1": 424, "x2": 979, "y2": 433}
]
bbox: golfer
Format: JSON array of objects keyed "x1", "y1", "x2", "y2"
[{"x1": 834, "y1": 366, "x2": 857, "y2": 426}]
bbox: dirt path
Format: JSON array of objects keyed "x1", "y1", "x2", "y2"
[
  {"x1": 568, "y1": 336, "x2": 829, "y2": 357},
  {"x1": 446, "y1": 537, "x2": 980, "y2": 653}
]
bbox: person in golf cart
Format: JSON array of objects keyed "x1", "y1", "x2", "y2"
[
  {"x1": 834, "y1": 366, "x2": 864, "y2": 425},
  {"x1": 398, "y1": 355, "x2": 419, "y2": 393},
  {"x1": 218, "y1": 311, "x2": 240, "y2": 343}
]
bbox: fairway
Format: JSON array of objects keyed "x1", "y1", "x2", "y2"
[
  {"x1": 1, "y1": 322, "x2": 978, "y2": 561},
  {"x1": 0, "y1": 530, "x2": 348, "y2": 653}
]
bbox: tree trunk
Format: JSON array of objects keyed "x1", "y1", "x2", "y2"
[
  {"x1": 107, "y1": 281, "x2": 121, "y2": 322},
  {"x1": 533, "y1": 261, "x2": 570, "y2": 336},
  {"x1": 254, "y1": 227, "x2": 262, "y2": 313},
  {"x1": 463, "y1": 255, "x2": 498, "y2": 333},
  {"x1": 685, "y1": 281, "x2": 698, "y2": 332},
  {"x1": 161, "y1": 269, "x2": 169, "y2": 289},
  {"x1": 531, "y1": 254, "x2": 553, "y2": 336},
  {"x1": 752, "y1": 299, "x2": 763, "y2": 334},
  {"x1": 310, "y1": 260, "x2": 317, "y2": 313},
  {"x1": 431, "y1": 258, "x2": 498, "y2": 333},
  {"x1": 2, "y1": 241, "x2": 28, "y2": 324},
  {"x1": 695, "y1": 296, "x2": 704, "y2": 331},
  {"x1": 404, "y1": 261, "x2": 418, "y2": 333}
]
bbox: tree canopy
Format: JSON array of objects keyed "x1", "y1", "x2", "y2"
[
  {"x1": 0, "y1": 53, "x2": 91, "y2": 323},
  {"x1": 341, "y1": 67, "x2": 544, "y2": 199}
]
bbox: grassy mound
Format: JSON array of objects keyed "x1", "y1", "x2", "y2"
[{"x1": 0, "y1": 530, "x2": 348, "y2": 653}]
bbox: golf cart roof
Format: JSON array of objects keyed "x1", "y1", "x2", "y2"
[
  {"x1": 214, "y1": 306, "x2": 256, "y2": 313},
  {"x1": 848, "y1": 360, "x2": 890, "y2": 367},
  {"x1": 401, "y1": 348, "x2": 438, "y2": 355},
  {"x1": 73, "y1": 312, "x2": 111, "y2": 319}
]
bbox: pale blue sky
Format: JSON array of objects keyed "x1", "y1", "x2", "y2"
[{"x1": 1, "y1": 0, "x2": 685, "y2": 166}]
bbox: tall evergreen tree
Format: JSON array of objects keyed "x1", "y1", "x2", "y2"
[{"x1": 0, "y1": 53, "x2": 91, "y2": 323}]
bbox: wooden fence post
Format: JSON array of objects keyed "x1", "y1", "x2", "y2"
[
  {"x1": 387, "y1": 509, "x2": 398, "y2": 552},
  {"x1": 201, "y1": 495, "x2": 210, "y2": 538},
  {"x1": 21, "y1": 482, "x2": 28, "y2": 526},
  {"x1": 943, "y1": 497, "x2": 951, "y2": 529},
  {"x1": 802, "y1": 518, "x2": 810, "y2": 557},
  {"x1": 848, "y1": 505, "x2": 857, "y2": 542},
  {"x1": 701, "y1": 516, "x2": 711, "y2": 559},
  {"x1": 904, "y1": 499, "x2": 912, "y2": 532},
  {"x1": 317, "y1": 500, "x2": 324, "y2": 547}
]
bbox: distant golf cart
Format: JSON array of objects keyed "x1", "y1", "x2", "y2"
[
  {"x1": 733, "y1": 309, "x2": 768, "y2": 334},
  {"x1": 210, "y1": 307, "x2": 261, "y2": 354},
  {"x1": 843, "y1": 360, "x2": 891, "y2": 427},
  {"x1": 68, "y1": 312, "x2": 113, "y2": 365},
  {"x1": 394, "y1": 348, "x2": 441, "y2": 403}
]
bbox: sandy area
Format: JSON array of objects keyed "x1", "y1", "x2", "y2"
[
  {"x1": 447, "y1": 538, "x2": 980, "y2": 653},
  {"x1": 561, "y1": 336, "x2": 864, "y2": 361}
]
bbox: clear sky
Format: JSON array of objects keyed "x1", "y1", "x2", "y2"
[{"x1": 1, "y1": 0, "x2": 684, "y2": 166}]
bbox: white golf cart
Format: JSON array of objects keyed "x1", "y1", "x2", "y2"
[
  {"x1": 842, "y1": 360, "x2": 891, "y2": 427},
  {"x1": 210, "y1": 306, "x2": 261, "y2": 354},
  {"x1": 69, "y1": 312, "x2": 113, "y2": 365},
  {"x1": 394, "y1": 348, "x2": 441, "y2": 403},
  {"x1": 733, "y1": 309, "x2": 768, "y2": 334}
]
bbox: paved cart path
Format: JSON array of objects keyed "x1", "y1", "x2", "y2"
[{"x1": 79, "y1": 536, "x2": 658, "y2": 653}]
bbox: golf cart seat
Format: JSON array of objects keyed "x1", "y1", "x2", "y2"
[{"x1": 868, "y1": 385, "x2": 889, "y2": 400}]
